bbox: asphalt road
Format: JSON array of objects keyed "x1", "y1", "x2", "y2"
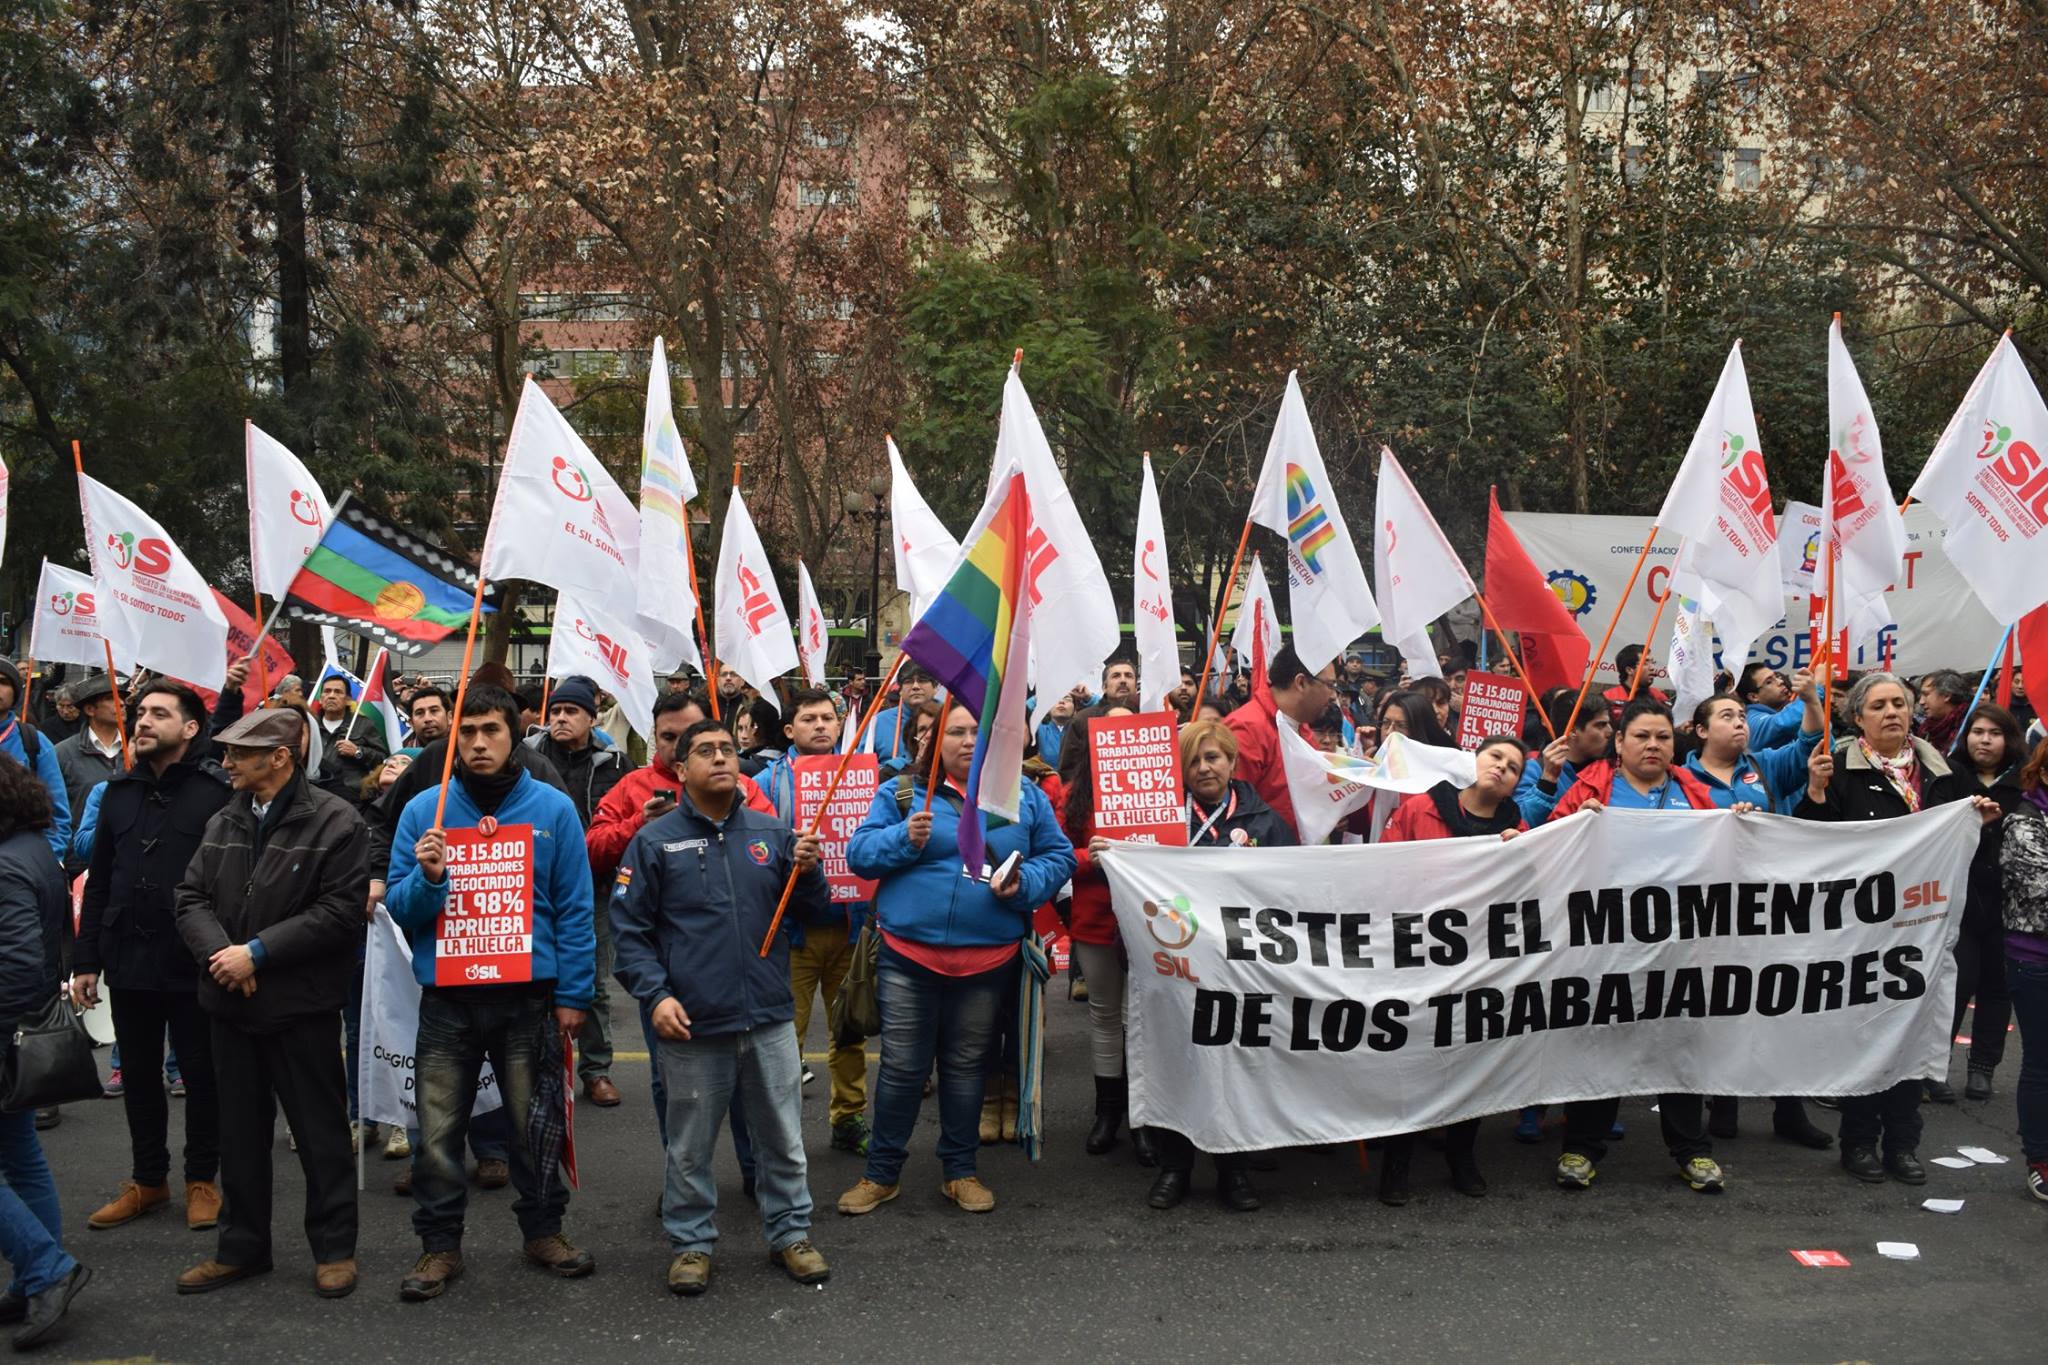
[{"x1": 22, "y1": 997, "x2": 2046, "y2": 1363}]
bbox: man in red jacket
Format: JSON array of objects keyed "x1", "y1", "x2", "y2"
[
  {"x1": 587, "y1": 693, "x2": 774, "y2": 880},
  {"x1": 1223, "y1": 646, "x2": 1338, "y2": 838}
]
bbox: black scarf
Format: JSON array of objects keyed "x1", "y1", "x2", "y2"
[
  {"x1": 1428, "y1": 781, "x2": 1520, "y2": 838},
  {"x1": 458, "y1": 757, "x2": 522, "y2": 816}
]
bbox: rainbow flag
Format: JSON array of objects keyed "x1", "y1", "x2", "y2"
[
  {"x1": 899, "y1": 469, "x2": 1034, "y2": 877},
  {"x1": 280, "y1": 494, "x2": 491, "y2": 655}
]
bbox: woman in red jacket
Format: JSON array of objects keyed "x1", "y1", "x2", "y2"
[
  {"x1": 1375, "y1": 736, "x2": 1528, "y2": 1204},
  {"x1": 1547, "y1": 699, "x2": 1741, "y2": 1196},
  {"x1": 1053, "y1": 706, "x2": 1155, "y2": 1163}
]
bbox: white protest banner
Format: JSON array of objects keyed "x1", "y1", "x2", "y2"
[
  {"x1": 791, "y1": 754, "x2": 880, "y2": 903},
  {"x1": 359, "y1": 907, "x2": 499, "y2": 1129},
  {"x1": 1249, "y1": 372, "x2": 1379, "y2": 673},
  {"x1": 435, "y1": 821, "x2": 535, "y2": 987},
  {"x1": 1132, "y1": 455, "x2": 1179, "y2": 714},
  {"x1": 1502, "y1": 505, "x2": 2000, "y2": 680},
  {"x1": 713, "y1": 488, "x2": 799, "y2": 709},
  {"x1": 795, "y1": 559, "x2": 829, "y2": 689},
  {"x1": 1227, "y1": 553, "x2": 1279, "y2": 680},
  {"x1": 28, "y1": 560, "x2": 127, "y2": 670},
  {"x1": 1278, "y1": 722, "x2": 1477, "y2": 847},
  {"x1": 483, "y1": 377, "x2": 641, "y2": 616},
  {"x1": 1374, "y1": 446, "x2": 1474, "y2": 679},
  {"x1": 888, "y1": 435, "x2": 959, "y2": 623},
  {"x1": 246, "y1": 421, "x2": 330, "y2": 599},
  {"x1": 636, "y1": 337, "x2": 703, "y2": 674},
  {"x1": 548, "y1": 590, "x2": 660, "y2": 744},
  {"x1": 1100, "y1": 802, "x2": 1978, "y2": 1151},
  {"x1": 1777, "y1": 501, "x2": 1823, "y2": 597},
  {"x1": 78, "y1": 472, "x2": 229, "y2": 688},
  {"x1": 1824, "y1": 318, "x2": 1908, "y2": 654}
]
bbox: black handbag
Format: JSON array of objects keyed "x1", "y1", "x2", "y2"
[
  {"x1": 2, "y1": 996, "x2": 107, "y2": 1112},
  {"x1": 829, "y1": 924, "x2": 883, "y2": 1046}
]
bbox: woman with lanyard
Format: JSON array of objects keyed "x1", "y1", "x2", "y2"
[
  {"x1": 1373, "y1": 736, "x2": 1527, "y2": 1205},
  {"x1": 1050, "y1": 705, "x2": 1145, "y2": 1162},
  {"x1": 1145, "y1": 720, "x2": 1294, "y2": 1213},
  {"x1": 1680, "y1": 681, "x2": 1836, "y2": 1148},
  {"x1": 1549, "y1": 699, "x2": 1733, "y2": 1195},
  {"x1": 1796, "y1": 672, "x2": 2002, "y2": 1184},
  {"x1": 1949, "y1": 704, "x2": 2028, "y2": 1102},
  {"x1": 837, "y1": 697, "x2": 1075, "y2": 1218}
]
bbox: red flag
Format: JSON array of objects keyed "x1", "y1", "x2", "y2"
[
  {"x1": 1996, "y1": 633, "x2": 2016, "y2": 712},
  {"x1": 2015, "y1": 607, "x2": 2048, "y2": 715},
  {"x1": 198, "y1": 590, "x2": 295, "y2": 712},
  {"x1": 1483, "y1": 490, "x2": 1590, "y2": 695}
]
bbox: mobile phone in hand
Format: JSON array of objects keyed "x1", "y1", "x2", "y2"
[{"x1": 992, "y1": 850, "x2": 1023, "y2": 888}]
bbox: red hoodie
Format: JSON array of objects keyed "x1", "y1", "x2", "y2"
[{"x1": 1224, "y1": 691, "x2": 1313, "y2": 837}]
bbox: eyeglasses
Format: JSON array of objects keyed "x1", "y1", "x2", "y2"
[{"x1": 687, "y1": 742, "x2": 738, "y2": 759}]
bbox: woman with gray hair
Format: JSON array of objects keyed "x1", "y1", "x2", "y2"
[{"x1": 1797, "y1": 671, "x2": 2002, "y2": 1185}]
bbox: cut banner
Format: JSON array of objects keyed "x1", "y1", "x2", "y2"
[
  {"x1": 358, "y1": 907, "x2": 500, "y2": 1130},
  {"x1": 1099, "y1": 802, "x2": 1978, "y2": 1152}
]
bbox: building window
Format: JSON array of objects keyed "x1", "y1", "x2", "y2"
[
  {"x1": 1622, "y1": 144, "x2": 1651, "y2": 185},
  {"x1": 798, "y1": 182, "x2": 855, "y2": 208},
  {"x1": 1587, "y1": 80, "x2": 1622, "y2": 114},
  {"x1": 802, "y1": 120, "x2": 853, "y2": 150},
  {"x1": 1727, "y1": 147, "x2": 1762, "y2": 190}
]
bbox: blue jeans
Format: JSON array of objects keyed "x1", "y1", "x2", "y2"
[
  {"x1": 865, "y1": 945, "x2": 1009, "y2": 1186},
  {"x1": 638, "y1": 1000, "x2": 751, "y2": 1176},
  {"x1": 657, "y1": 1024, "x2": 810, "y2": 1255},
  {"x1": 0, "y1": 1107, "x2": 76, "y2": 1297},
  {"x1": 2006, "y1": 955, "x2": 2048, "y2": 1162},
  {"x1": 406, "y1": 1107, "x2": 510, "y2": 1164},
  {"x1": 411, "y1": 990, "x2": 562, "y2": 1252}
]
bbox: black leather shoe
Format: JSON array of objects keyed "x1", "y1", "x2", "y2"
[
  {"x1": 1772, "y1": 1114, "x2": 1835, "y2": 1150},
  {"x1": 1085, "y1": 1076, "x2": 1124, "y2": 1155},
  {"x1": 1923, "y1": 1079, "x2": 1958, "y2": 1104},
  {"x1": 1146, "y1": 1169, "x2": 1189, "y2": 1210},
  {"x1": 1448, "y1": 1152, "x2": 1489, "y2": 1198},
  {"x1": 1130, "y1": 1126, "x2": 1159, "y2": 1169},
  {"x1": 1965, "y1": 1069, "x2": 1993, "y2": 1102},
  {"x1": 1377, "y1": 1152, "x2": 1411, "y2": 1207},
  {"x1": 1840, "y1": 1146, "x2": 1886, "y2": 1183},
  {"x1": 1218, "y1": 1168, "x2": 1260, "y2": 1212},
  {"x1": 11, "y1": 1264, "x2": 89, "y2": 1351},
  {"x1": 1885, "y1": 1150, "x2": 1927, "y2": 1185},
  {"x1": 0, "y1": 1291, "x2": 22, "y2": 1324}
]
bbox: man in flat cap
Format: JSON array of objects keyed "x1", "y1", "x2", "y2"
[
  {"x1": 173, "y1": 706, "x2": 369, "y2": 1299},
  {"x1": 53, "y1": 673, "x2": 125, "y2": 840}
]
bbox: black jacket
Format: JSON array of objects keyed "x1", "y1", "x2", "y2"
[
  {"x1": 367, "y1": 735, "x2": 568, "y2": 882},
  {"x1": 176, "y1": 771, "x2": 370, "y2": 1030},
  {"x1": 1795, "y1": 736, "x2": 1971, "y2": 823},
  {"x1": 1187, "y1": 779, "x2": 1298, "y2": 849},
  {"x1": 0, "y1": 827, "x2": 64, "y2": 1023},
  {"x1": 76, "y1": 749, "x2": 235, "y2": 990},
  {"x1": 313, "y1": 710, "x2": 389, "y2": 803},
  {"x1": 1961, "y1": 764, "x2": 2029, "y2": 935},
  {"x1": 525, "y1": 732, "x2": 627, "y2": 830}
]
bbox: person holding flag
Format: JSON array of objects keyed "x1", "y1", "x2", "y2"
[
  {"x1": 384, "y1": 685, "x2": 597, "y2": 1301},
  {"x1": 312, "y1": 675, "x2": 388, "y2": 807},
  {"x1": 1224, "y1": 646, "x2": 1339, "y2": 838}
]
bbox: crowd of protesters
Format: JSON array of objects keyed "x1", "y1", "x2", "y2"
[{"x1": 0, "y1": 634, "x2": 2041, "y2": 1348}]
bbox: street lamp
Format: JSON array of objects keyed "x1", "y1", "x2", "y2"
[{"x1": 842, "y1": 473, "x2": 892, "y2": 679}]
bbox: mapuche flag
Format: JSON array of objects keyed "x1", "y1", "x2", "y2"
[{"x1": 279, "y1": 493, "x2": 492, "y2": 655}]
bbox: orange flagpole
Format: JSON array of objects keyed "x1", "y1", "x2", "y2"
[
  {"x1": 1471, "y1": 589, "x2": 1556, "y2": 740},
  {"x1": 679, "y1": 508, "x2": 716, "y2": 719},
  {"x1": 430, "y1": 571, "x2": 490, "y2": 829},
  {"x1": 1627, "y1": 587, "x2": 1673, "y2": 701},
  {"x1": 756, "y1": 664, "x2": 910, "y2": 956},
  {"x1": 1565, "y1": 526, "x2": 1659, "y2": 735},
  {"x1": 538, "y1": 673, "x2": 551, "y2": 721},
  {"x1": 918, "y1": 699, "x2": 948, "y2": 814},
  {"x1": 1194, "y1": 518, "x2": 1255, "y2": 709}
]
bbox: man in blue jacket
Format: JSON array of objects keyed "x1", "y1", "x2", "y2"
[
  {"x1": 1513, "y1": 693, "x2": 1615, "y2": 825},
  {"x1": 0, "y1": 659, "x2": 71, "y2": 860},
  {"x1": 385, "y1": 685, "x2": 597, "y2": 1302},
  {"x1": 612, "y1": 717, "x2": 833, "y2": 1298}
]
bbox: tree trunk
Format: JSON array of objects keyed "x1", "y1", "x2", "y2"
[{"x1": 270, "y1": 0, "x2": 313, "y2": 409}]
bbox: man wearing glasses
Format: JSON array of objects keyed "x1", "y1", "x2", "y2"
[{"x1": 610, "y1": 719, "x2": 833, "y2": 1297}]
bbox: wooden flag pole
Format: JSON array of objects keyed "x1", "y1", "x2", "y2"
[
  {"x1": 755, "y1": 668, "x2": 908, "y2": 956},
  {"x1": 1470, "y1": 589, "x2": 1556, "y2": 740},
  {"x1": 919, "y1": 697, "x2": 948, "y2": 814},
  {"x1": 430, "y1": 571, "x2": 491, "y2": 829},
  {"x1": 538, "y1": 673, "x2": 552, "y2": 721},
  {"x1": 1564, "y1": 527, "x2": 1659, "y2": 736},
  {"x1": 1627, "y1": 588, "x2": 1674, "y2": 702},
  {"x1": 679, "y1": 504, "x2": 717, "y2": 718},
  {"x1": 1194, "y1": 518, "x2": 1255, "y2": 709}
]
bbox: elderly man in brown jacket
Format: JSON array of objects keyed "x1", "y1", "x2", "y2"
[{"x1": 173, "y1": 708, "x2": 370, "y2": 1299}]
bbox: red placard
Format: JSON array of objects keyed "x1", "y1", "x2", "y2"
[
  {"x1": 1456, "y1": 670, "x2": 1528, "y2": 750},
  {"x1": 435, "y1": 819, "x2": 536, "y2": 986},
  {"x1": 1086, "y1": 713, "x2": 1188, "y2": 847},
  {"x1": 792, "y1": 754, "x2": 881, "y2": 903}
]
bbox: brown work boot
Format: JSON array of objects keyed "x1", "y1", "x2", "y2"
[
  {"x1": 474, "y1": 1158, "x2": 510, "y2": 1189},
  {"x1": 399, "y1": 1250, "x2": 464, "y2": 1301},
  {"x1": 942, "y1": 1176, "x2": 997, "y2": 1213},
  {"x1": 315, "y1": 1258, "x2": 358, "y2": 1299},
  {"x1": 523, "y1": 1233, "x2": 596, "y2": 1278},
  {"x1": 835, "y1": 1178, "x2": 899, "y2": 1216},
  {"x1": 186, "y1": 1180, "x2": 221, "y2": 1230},
  {"x1": 176, "y1": 1258, "x2": 271, "y2": 1295},
  {"x1": 88, "y1": 1180, "x2": 169, "y2": 1230},
  {"x1": 583, "y1": 1076, "x2": 622, "y2": 1107},
  {"x1": 770, "y1": 1239, "x2": 830, "y2": 1285},
  {"x1": 666, "y1": 1251, "x2": 712, "y2": 1296}
]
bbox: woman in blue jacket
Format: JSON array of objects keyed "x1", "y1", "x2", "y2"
[{"x1": 834, "y1": 698, "x2": 1076, "y2": 1219}]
